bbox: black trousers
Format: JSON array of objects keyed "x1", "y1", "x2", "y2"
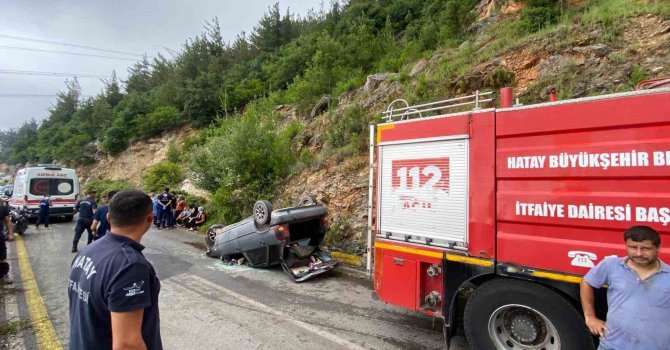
[
  {"x1": 73, "y1": 218, "x2": 93, "y2": 245},
  {"x1": 36, "y1": 210, "x2": 50, "y2": 228},
  {"x1": 1, "y1": 233, "x2": 8, "y2": 277}
]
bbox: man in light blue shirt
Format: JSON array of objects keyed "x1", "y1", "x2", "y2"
[{"x1": 580, "y1": 226, "x2": 670, "y2": 350}]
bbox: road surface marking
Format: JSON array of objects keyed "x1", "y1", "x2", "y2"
[
  {"x1": 15, "y1": 236, "x2": 63, "y2": 350},
  {"x1": 175, "y1": 273, "x2": 367, "y2": 350}
]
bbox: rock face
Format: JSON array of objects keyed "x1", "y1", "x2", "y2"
[
  {"x1": 78, "y1": 126, "x2": 198, "y2": 192},
  {"x1": 309, "y1": 95, "x2": 331, "y2": 119},
  {"x1": 364, "y1": 73, "x2": 393, "y2": 92},
  {"x1": 410, "y1": 59, "x2": 428, "y2": 77},
  {"x1": 276, "y1": 156, "x2": 369, "y2": 248}
]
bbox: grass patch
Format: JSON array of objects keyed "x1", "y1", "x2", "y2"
[{"x1": 0, "y1": 319, "x2": 30, "y2": 336}]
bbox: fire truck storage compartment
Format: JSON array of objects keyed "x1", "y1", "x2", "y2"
[
  {"x1": 380, "y1": 254, "x2": 417, "y2": 310},
  {"x1": 378, "y1": 138, "x2": 469, "y2": 247}
]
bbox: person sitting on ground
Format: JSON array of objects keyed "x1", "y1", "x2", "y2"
[
  {"x1": 185, "y1": 207, "x2": 207, "y2": 231},
  {"x1": 174, "y1": 195, "x2": 185, "y2": 226},
  {"x1": 175, "y1": 205, "x2": 192, "y2": 226}
]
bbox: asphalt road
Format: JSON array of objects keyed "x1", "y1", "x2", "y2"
[{"x1": 1, "y1": 221, "x2": 470, "y2": 350}]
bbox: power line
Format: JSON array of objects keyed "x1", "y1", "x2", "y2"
[
  {"x1": 0, "y1": 94, "x2": 94, "y2": 98},
  {"x1": 0, "y1": 45, "x2": 138, "y2": 61},
  {"x1": 0, "y1": 70, "x2": 109, "y2": 79},
  {"x1": 0, "y1": 34, "x2": 143, "y2": 57}
]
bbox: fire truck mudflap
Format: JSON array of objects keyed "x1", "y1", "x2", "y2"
[{"x1": 370, "y1": 87, "x2": 670, "y2": 350}]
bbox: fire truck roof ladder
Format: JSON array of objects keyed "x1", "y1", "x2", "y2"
[{"x1": 382, "y1": 90, "x2": 493, "y2": 123}]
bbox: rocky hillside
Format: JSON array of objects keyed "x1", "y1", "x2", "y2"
[
  {"x1": 76, "y1": 126, "x2": 208, "y2": 197},
  {"x1": 275, "y1": 2, "x2": 669, "y2": 253},
  {"x1": 73, "y1": 1, "x2": 669, "y2": 256}
]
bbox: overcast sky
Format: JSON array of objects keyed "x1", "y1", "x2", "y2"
[{"x1": 0, "y1": 0, "x2": 321, "y2": 131}]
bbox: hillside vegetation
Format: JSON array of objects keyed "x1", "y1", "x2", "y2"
[{"x1": 0, "y1": 0, "x2": 668, "y2": 247}]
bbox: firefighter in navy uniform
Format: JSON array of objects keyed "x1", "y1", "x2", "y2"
[
  {"x1": 72, "y1": 191, "x2": 97, "y2": 252},
  {"x1": 68, "y1": 189, "x2": 162, "y2": 350}
]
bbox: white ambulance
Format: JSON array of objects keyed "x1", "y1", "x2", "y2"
[{"x1": 9, "y1": 164, "x2": 80, "y2": 221}]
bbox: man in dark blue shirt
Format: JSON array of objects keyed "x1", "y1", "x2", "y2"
[
  {"x1": 68, "y1": 189, "x2": 162, "y2": 350},
  {"x1": 92, "y1": 190, "x2": 118, "y2": 241},
  {"x1": 36, "y1": 194, "x2": 52, "y2": 229},
  {"x1": 72, "y1": 191, "x2": 98, "y2": 252},
  {"x1": 156, "y1": 188, "x2": 172, "y2": 230}
]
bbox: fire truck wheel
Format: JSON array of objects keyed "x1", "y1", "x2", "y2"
[
  {"x1": 64, "y1": 215, "x2": 73, "y2": 222},
  {"x1": 463, "y1": 279, "x2": 594, "y2": 350}
]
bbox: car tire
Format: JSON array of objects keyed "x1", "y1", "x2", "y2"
[
  {"x1": 253, "y1": 200, "x2": 272, "y2": 226},
  {"x1": 64, "y1": 215, "x2": 73, "y2": 222},
  {"x1": 205, "y1": 224, "x2": 224, "y2": 250},
  {"x1": 464, "y1": 279, "x2": 594, "y2": 350},
  {"x1": 298, "y1": 194, "x2": 317, "y2": 206}
]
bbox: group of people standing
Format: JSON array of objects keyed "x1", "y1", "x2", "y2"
[
  {"x1": 71, "y1": 190, "x2": 117, "y2": 252},
  {"x1": 70, "y1": 188, "x2": 206, "y2": 252},
  {"x1": 150, "y1": 187, "x2": 206, "y2": 231}
]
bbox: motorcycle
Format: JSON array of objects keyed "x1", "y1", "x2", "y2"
[
  {"x1": 2, "y1": 206, "x2": 28, "y2": 237},
  {"x1": 11, "y1": 208, "x2": 28, "y2": 235}
]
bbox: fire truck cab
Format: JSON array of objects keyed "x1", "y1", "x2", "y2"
[{"x1": 369, "y1": 86, "x2": 670, "y2": 349}]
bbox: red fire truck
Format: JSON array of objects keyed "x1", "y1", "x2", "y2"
[{"x1": 368, "y1": 80, "x2": 670, "y2": 349}]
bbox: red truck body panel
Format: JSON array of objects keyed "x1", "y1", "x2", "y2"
[
  {"x1": 496, "y1": 91, "x2": 670, "y2": 274},
  {"x1": 373, "y1": 88, "x2": 670, "y2": 317}
]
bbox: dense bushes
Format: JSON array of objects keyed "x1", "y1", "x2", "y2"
[
  {"x1": 135, "y1": 106, "x2": 182, "y2": 139},
  {"x1": 142, "y1": 161, "x2": 185, "y2": 191},
  {"x1": 518, "y1": 0, "x2": 561, "y2": 34},
  {"x1": 189, "y1": 102, "x2": 292, "y2": 223},
  {"x1": 326, "y1": 105, "x2": 367, "y2": 149}
]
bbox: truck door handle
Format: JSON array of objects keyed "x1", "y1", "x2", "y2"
[{"x1": 393, "y1": 257, "x2": 405, "y2": 266}]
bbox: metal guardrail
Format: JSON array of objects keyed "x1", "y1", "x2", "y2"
[{"x1": 382, "y1": 90, "x2": 494, "y2": 123}]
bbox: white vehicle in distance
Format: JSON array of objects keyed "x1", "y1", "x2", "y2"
[{"x1": 9, "y1": 164, "x2": 80, "y2": 221}]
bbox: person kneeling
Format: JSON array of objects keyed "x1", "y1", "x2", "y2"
[{"x1": 185, "y1": 207, "x2": 206, "y2": 231}]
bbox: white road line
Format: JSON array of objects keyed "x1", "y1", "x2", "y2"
[{"x1": 169, "y1": 273, "x2": 367, "y2": 350}]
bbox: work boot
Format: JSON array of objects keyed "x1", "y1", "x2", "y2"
[
  {"x1": 71, "y1": 244, "x2": 78, "y2": 253},
  {"x1": 0, "y1": 275, "x2": 13, "y2": 285}
]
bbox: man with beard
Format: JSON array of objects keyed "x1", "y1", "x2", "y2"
[{"x1": 580, "y1": 226, "x2": 669, "y2": 350}]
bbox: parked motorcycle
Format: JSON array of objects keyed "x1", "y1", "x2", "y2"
[
  {"x1": 11, "y1": 208, "x2": 28, "y2": 235},
  {"x1": 2, "y1": 207, "x2": 27, "y2": 237}
]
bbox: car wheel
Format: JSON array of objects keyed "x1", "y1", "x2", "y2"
[
  {"x1": 298, "y1": 194, "x2": 317, "y2": 206},
  {"x1": 464, "y1": 279, "x2": 594, "y2": 350},
  {"x1": 64, "y1": 215, "x2": 73, "y2": 222},
  {"x1": 205, "y1": 224, "x2": 225, "y2": 250},
  {"x1": 253, "y1": 200, "x2": 272, "y2": 226}
]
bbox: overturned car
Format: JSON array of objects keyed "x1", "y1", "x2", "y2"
[{"x1": 205, "y1": 196, "x2": 340, "y2": 282}]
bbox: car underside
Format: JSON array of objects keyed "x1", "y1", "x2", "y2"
[{"x1": 205, "y1": 196, "x2": 340, "y2": 282}]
